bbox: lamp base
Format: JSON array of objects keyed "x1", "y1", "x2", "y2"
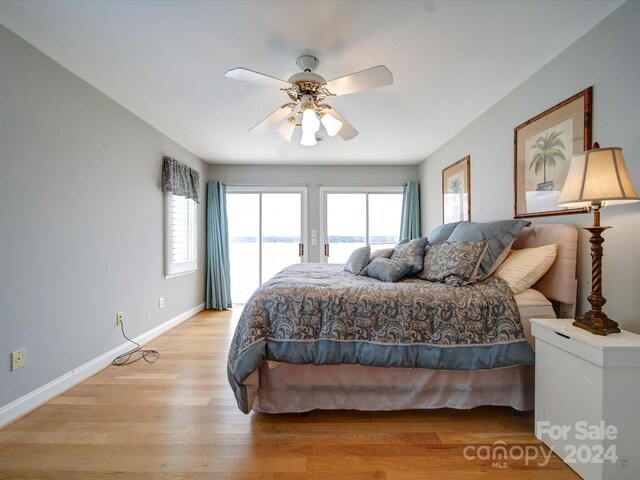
[{"x1": 573, "y1": 310, "x2": 620, "y2": 336}]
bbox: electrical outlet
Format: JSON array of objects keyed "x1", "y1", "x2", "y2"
[
  {"x1": 116, "y1": 312, "x2": 124, "y2": 326},
  {"x1": 159, "y1": 297, "x2": 164, "y2": 308},
  {"x1": 11, "y1": 349, "x2": 25, "y2": 371}
]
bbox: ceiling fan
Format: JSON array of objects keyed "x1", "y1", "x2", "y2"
[{"x1": 225, "y1": 55, "x2": 393, "y2": 146}]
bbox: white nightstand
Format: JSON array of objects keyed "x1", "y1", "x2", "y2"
[{"x1": 531, "y1": 318, "x2": 640, "y2": 480}]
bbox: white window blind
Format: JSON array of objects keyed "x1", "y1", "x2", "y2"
[{"x1": 165, "y1": 193, "x2": 197, "y2": 277}]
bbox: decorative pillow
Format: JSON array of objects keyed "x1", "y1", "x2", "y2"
[
  {"x1": 370, "y1": 248, "x2": 393, "y2": 261},
  {"x1": 343, "y1": 245, "x2": 371, "y2": 275},
  {"x1": 428, "y1": 221, "x2": 465, "y2": 245},
  {"x1": 448, "y1": 220, "x2": 530, "y2": 279},
  {"x1": 390, "y1": 237, "x2": 429, "y2": 275},
  {"x1": 361, "y1": 258, "x2": 413, "y2": 282},
  {"x1": 494, "y1": 244, "x2": 557, "y2": 295},
  {"x1": 419, "y1": 240, "x2": 488, "y2": 286}
]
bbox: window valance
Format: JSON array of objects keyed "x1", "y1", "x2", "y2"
[{"x1": 161, "y1": 156, "x2": 200, "y2": 203}]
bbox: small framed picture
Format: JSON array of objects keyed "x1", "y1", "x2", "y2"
[
  {"x1": 514, "y1": 87, "x2": 592, "y2": 218},
  {"x1": 442, "y1": 156, "x2": 470, "y2": 224}
]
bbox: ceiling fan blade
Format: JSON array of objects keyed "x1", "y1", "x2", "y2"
[
  {"x1": 325, "y1": 65, "x2": 393, "y2": 97},
  {"x1": 249, "y1": 106, "x2": 292, "y2": 134},
  {"x1": 326, "y1": 109, "x2": 358, "y2": 141},
  {"x1": 225, "y1": 67, "x2": 292, "y2": 89}
]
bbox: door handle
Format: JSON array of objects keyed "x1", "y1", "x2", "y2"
[
  {"x1": 324, "y1": 243, "x2": 330, "y2": 257},
  {"x1": 298, "y1": 243, "x2": 304, "y2": 257}
]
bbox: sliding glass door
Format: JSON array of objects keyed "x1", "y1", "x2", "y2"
[
  {"x1": 325, "y1": 193, "x2": 367, "y2": 263},
  {"x1": 226, "y1": 193, "x2": 260, "y2": 303},
  {"x1": 321, "y1": 187, "x2": 404, "y2": 264},
  {"x1": 227, "y1": 188, "x2": 307, "y2": 303},
  {"x1": 261, "y1": 193, "x2": 304, "y2": 282}
]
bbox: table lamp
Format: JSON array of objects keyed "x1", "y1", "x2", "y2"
[{"x1": 557, "y1": 142, "x2": 639, "y2": 335}]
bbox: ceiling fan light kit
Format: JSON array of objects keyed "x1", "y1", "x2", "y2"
[
  {"x1": 275, "y1": 116, "x2": 296, "y2": 142},
  {"x1": 300, "y1": 126, "x2": 318, "y2": 147},
  {"x1": 320, "y1": 111, "x2": 343, "y2": 137},
  {"x1": 225, "y1": 55, "x2": 393, "y2": 147}
]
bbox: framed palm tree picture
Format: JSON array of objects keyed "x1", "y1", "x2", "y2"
[
  {"x1": 514, "y1": 87, "x2": 592, "y2": 218},
  {"x1": 442, "y1": 156, "x2": 470, "y2": 223}
]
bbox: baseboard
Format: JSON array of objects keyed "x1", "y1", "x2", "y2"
[{"x1": 0, "y1": 303, "x2": 205, "y2": 429}]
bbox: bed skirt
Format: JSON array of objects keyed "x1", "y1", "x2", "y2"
[{"x1": 245, "y1": 362, "x2": 534, "y2": 413}]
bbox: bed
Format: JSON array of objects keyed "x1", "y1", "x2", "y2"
[{"x1": 228, "y1": 223, "x2": 578, "y2": 414}]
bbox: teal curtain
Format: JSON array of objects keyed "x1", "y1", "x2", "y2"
[
  {"x1": 206, "y1": 180, "x2": 232, "y2": 310},
  {"x1": 400, "y1": 181, "x2": 421, "y2": 240}
]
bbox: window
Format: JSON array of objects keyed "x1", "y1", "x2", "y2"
[
  {"x1": 321, "y1": 187, "x2": 404, "y2": 263},
  {"x1": 165, "y1": 193, "x2": 197, "y2": 277}
]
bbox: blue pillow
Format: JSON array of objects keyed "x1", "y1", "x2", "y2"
[
  {"x1": 344, "y1": 245, "x2": 371, "y2": 274},
  {"x1": 390, "y1": 237, "x2": 429, "y2": 275},
  {"x1": 448, "y1": 220, "x2": 530, "y2": 278},
  {"x1": 362, "y1": 258, "x2": 412, "y2": 282},
  {"x1": 428, "y1": 221, "x2": 465, "y2": 245}
]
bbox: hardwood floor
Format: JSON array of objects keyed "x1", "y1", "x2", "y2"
[{"x1": 0, "y1": 309, "x2": 578, "y2": 479}]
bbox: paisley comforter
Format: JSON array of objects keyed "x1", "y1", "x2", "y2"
[{"x1": 227, "y1": 263, "x2": 534, "y2": 413}]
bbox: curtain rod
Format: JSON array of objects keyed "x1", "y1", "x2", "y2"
[
  {"x1": 222, "y1": 183, "x2": 310, "y2": 187},
  {"x1": 221, "y1": 182, "x2": 409, "y2": 187}
]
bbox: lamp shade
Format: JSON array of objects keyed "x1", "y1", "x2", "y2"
[
  {"x1": 300, "y1": 128, "x2": 317, "y2": 147},
  {"x1": 557, "y1": 147, "x2": 639, "y2": 208},
  {"x1": 301, "y1": 108, "x2": 320, "y2": 133},
  {"x1": 321, "y1": 112, "x2": 343, "y2": 137},
  {"x1": 275, "y1": 117, "x2": 295, "y2": 142}
]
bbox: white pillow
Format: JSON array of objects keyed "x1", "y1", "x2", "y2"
[{"x1": 494, "y1": 244, "x2": 557, "y2": 295}]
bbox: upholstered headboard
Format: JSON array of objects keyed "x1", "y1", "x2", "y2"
[{"x1": 512, "y1": 223, "x2": 578, "y2": 318}]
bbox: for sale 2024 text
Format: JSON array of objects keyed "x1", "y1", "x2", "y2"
[{"x1": 538, "y1": 421, "x2": 619, "y2": 464}]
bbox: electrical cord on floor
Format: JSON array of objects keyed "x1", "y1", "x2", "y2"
[{"x1": 112, "y1": 321, "x2": 160, "y2": 366}]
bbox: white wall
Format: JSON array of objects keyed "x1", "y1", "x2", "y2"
[
  {"x1": 0, "y1": 25, "x2": 207, "y2": 408},
  {"x1": 209, "y1": 164, "x2": 419, "y2": 262},
  {"x1": 418, "y1": 0, "x2": 640, "y2": 331}
]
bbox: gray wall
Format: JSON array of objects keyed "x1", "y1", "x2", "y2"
[
  {"x1": 418, "y1": 0, "x2": 640, "y2": 331},
  {"x1": 209, "y1": 164, "x2": 419, "y2": 262},
  {"x1": 0, "y1": 25, "x2": 207, "y2": 408}
]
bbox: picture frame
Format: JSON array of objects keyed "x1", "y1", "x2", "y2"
[
  {"x1": 514, "y1": 87, "x2": 592, "y2": 218},
  {"x1": 442, "y1": 155, "x2": 470, "y2": 224}
]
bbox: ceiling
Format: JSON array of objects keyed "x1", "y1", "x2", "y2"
[{"x1": 0, "y1": 0, "x2": 624, "y2": 165}]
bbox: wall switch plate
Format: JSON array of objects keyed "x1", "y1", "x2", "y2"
[
  {"x1": 311, "y1": 229, "x2": 317, "y2": 238},
  {"x1": 311, "y1": 238, "x2": 317, "y2": 246},
  {"x1": 159, "y1": 297, "x2": 164, "y2": 308},
  {"x1": 116, "y1": 312, "x2": 124, "y2": 326},
  {"x1": 11, "y1": 349, "x2": 25, "y2": 371}
]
